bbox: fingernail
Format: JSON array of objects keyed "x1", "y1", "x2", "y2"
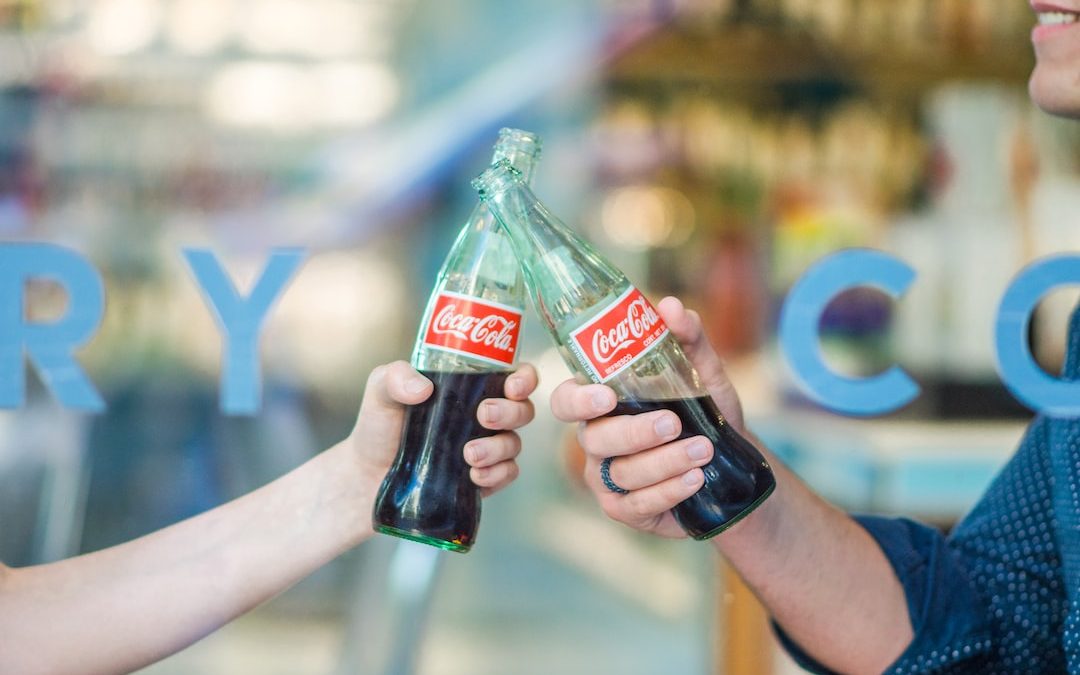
[
  {"x1": 482, "y1": 401, "x2": 501, "y2": 425},
  {"x1": 506, "y1": 377, "x2": 523, "y2": 398},
  {"x1": 467, "y1": 441, "x2": 488, "y2": 464},
  {"x1": 406, "y1": 377, "x2": 428, "y2": 394},
  {"x1": 683, "y1": 469, "x2": 703, "y2": 486},
  {"x1": 654, "y1": 415, "x2": 676, "y2": 438},
  {"x1": 591, "y1": 390, "x2": 610, "y2": 411},
  {"x1": 687, "y1": 440, "x2": 710, "y2": 461}
]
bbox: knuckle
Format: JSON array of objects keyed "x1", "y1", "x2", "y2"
[
  {"x1": 607, "y1": 458, "x2": 624, "y2": 487},
  {"x1": 478, "y1": 464, "x2": 501, "y2": 486},
  {"x1": 518, "y1": 363, "x2": 538, "y2": 385},
  {"x1": 599, "y1": 496, "x2": 624, "y2": 521},
  {"x1": 663, "y1": 445, "x2": 690, "y2": 475},
  {"x1": 665, "y1": 472, "x2": 697, "y2": 500},
  {"x1": 386, "y1": 360, "x2": 411, "y2": 378},
  {"x1": 576, "y1": 422, "x2": 599, "y2": 456},
  {"x1": 366, "y1": 364, "x2": 388, "y2": 386},
  {"x1": 575, "y1": 422, "x2": 588, "y2": 448},
  {"x1": 520, "y1": 399, "x2": 536, "y2": 424},
  {"x1": 503, "y1": 462, "x2": 520, "y2": 483},
  {"x1": 570, "y1": 390, "x2": 595, "y2": 419},
  {"x1": 549, "y1": 381, "x2": 577, "y2": 421},
  {"x1": 624, "y1": 493, "x2": 653, "y2": 520},
  {"x1": 630, "y1": 416, "x2": 656, "y2": 449},
  {"x1": 687, "y1": 309, "x2": 702, "y2": 329},
  {"x1": 506, "y1": 434, "x2": 522, "y2": 457},
  {"x1": 583, "y1": 456, "x2": 603, "y2": 484}
]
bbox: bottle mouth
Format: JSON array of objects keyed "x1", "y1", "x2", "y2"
[
  {"x1": 495, "y1": 127, "x2": 542, "y2": 159},
  {"x1": 472, "y1": 158, "x2": 522, "y2": 200}
]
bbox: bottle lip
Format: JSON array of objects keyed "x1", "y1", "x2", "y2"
[
  {"x1": 472, "y1": 158, "x2": 522, "y2": 199},
  {"x1": 495, "y1": 127, "x2": 542, "y2": 158}
]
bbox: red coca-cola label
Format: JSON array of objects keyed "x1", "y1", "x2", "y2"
[
  {"x1": 422, "y1": 291, "x2": 523, "y2": 366},
  {"x1": 569, "y1": 287, "x2": 669, "y2": 382}
]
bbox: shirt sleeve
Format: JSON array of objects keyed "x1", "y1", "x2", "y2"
[
  {"x1": 773, "y1": 515, "x2": 994, "y2": 674},
  {"x1": 774, "y1": 416, "x2": 1070, "y2": 674}
]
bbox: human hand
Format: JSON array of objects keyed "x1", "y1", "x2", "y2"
[
  {"x1": 350, "y1": 361, "x2": 538, "y2": 497},
  {"x1": 550, "y1": 296, "x2": 745, "y2": 538}
]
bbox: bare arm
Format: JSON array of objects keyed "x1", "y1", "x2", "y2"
[
  {"x1": 0, "y1": 361, "x2": 537, "y2": 675},
  {"x1": 551, "y1": 297, "x2": 910, "y2": 674},
  {"x1": 713, "y1": 450, "x2": 912, "y2": 673}
]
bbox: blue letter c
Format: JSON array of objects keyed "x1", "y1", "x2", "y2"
[
  {"x1": 996, "y1": 254, "x2": 1080, "y2": 418},
  {"x1": 779, "y1": 249, "x2": 919, "y2": 416}
]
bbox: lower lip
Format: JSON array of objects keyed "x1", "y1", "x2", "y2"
[{"x1": 1032, "y1": 21, "x2": 1079, "y2": 42}]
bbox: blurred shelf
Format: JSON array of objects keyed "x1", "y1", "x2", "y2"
[
  {"x1": 756, "y1": 410, "x2": 1026, "y2": 523},
  {"x1": 607, "y1": 25, "x2": 1035, "y2": 98},
  {"x1": 0, "y1": 31, "x2": 49, "y2": 86}
]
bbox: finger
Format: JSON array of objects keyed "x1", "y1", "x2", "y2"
[
  {"x1": 576, "y1": 409, "x2": 682, "y2": 459},
  {"x1": 596, "y1": 468, "x2": 704, "y2": 528},
  {"x1": 472, "y1": 461, "x2": 520, "y2": 497},
  {"x1": 656, "y1": 296, "x2": 745, "y2": 428},
  {"x1": 504, "y1": 363, "x2": 539, "y2": 401},
  {"x1": 550, "y1": 379, "x2": 617, "y2": 422},
  {"x1": 601, "y1": 436, "x2": 713, "y2": 492},
  {"x1": 656, "y1": 296, "x2": 729, "y2": 390},
  {"x1": 354, "y1": 361, "x2": 432, "y2": 435},
  {"x1": 464, "y1": 432, "x2": 522, "y2": 469},
  {"x1": 366, "y1": 361, "x2": 433, "y2": 409},
  {"x1": 478, "y1": 397, "x2": 535, "y2": 430}
]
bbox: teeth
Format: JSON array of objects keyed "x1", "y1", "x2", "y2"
[{"x1": 1039, "y1": 11, "x2": 1080, "y2": 25}]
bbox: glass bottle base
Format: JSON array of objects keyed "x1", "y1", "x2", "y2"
[
  {"x1": 690, "y1": 481, "x2": 776, "y2": 541},
  {"x1": 375, "y1": 524, "x2": 472, "y2": 553}
]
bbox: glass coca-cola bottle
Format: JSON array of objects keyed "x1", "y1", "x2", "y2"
[
  {"x1": 473, "y1": 159, "x2": 775, "y2": 539},
  {"x1": 372, "y1": 130, "x2": 542, "y2": 553}
]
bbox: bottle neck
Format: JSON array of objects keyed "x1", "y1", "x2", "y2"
[
  {"x1": 478, "y1": 175, "x2": 537, "y2": 257},
  {"x1": 491, "y1": 148, "x2": 538, "y2": 184},
  {"x1": 492, "y1": 128, "x2": 541, "y2": 184},
  {"x1": 477, "y1": 163, "x2": 628, "y2": 335}
]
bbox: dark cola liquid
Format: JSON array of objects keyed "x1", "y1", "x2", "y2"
[
  {"x1": 608, "y1": 396, "x2": 775, "y2": 539},
  {"x1": 373, "y1": 370, "x2": 508, "y2": 552}
]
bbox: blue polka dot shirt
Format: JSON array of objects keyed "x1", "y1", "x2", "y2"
[{"x1": 781, "y1": 304, "x2": 1080, "y2": 674}]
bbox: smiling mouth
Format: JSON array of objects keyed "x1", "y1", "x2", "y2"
[{"x1": 1037, "y1": 10, "x2": 1080, "y2": 25}]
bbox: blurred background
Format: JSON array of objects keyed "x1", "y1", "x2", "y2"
[{"x1": 1, "y1": 0, "x2": 1079, "y2": 673}]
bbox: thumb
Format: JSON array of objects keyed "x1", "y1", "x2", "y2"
[
  {"x1": 352, "y1": 361, "x2": 433, "y2": 465},
  {"x1": 656, "y1": 296, "x2": 746, "y2": 431}
]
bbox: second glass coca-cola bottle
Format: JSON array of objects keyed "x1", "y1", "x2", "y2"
[
  {"x1": 372, "y1": 130, "x2": 542, "y2": 553},
  {"x1": 473, "y1": 158, "x2": 775, "y2": 539}
]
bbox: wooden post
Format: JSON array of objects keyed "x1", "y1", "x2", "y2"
[{"x1": 717, "y1": 560, "x2": 774, "y2": 675}]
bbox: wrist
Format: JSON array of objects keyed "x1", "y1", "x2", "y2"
[
  {"x1": 325, "y1": 439, "x2": 381, "y2": 548},
  {"x1": 710, "y1": 475, "x2": 785, "y2": 559}
]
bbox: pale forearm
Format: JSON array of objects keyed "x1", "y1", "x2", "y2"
[
  {"x1": 0, "y1": 360, "x2": 534, "y2": 675},
  {"x1": 714, "y1": 445, "x2": 912, "y2": 674},
  {"x1": 0, "y1": 440, "x2": 375, "y2": 675}
]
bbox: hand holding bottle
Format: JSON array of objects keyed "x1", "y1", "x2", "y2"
[
  {"x1": 475, "y1": 159, "x2": 774, "y2": 539},
  {"x1": 550, "y1": 296, "x2": 758, "y2": 538},
  {"x1": 354, "y1": 360, "x2": 537, "y2": 504},
  {"x1": 373, "y1": 130, "x2": 543, "y2": 552}
]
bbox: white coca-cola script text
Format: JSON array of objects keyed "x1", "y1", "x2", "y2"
[
  {"x1": 590, "y1": 298, "x2": 661, "y2": 364},
  {"x1": 432, "y1": 304, "x2": 517, "y2": 353}
]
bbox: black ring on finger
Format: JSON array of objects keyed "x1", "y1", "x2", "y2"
[{"x1": 600, "y1": 456, "x2": 630, "y2": 495}]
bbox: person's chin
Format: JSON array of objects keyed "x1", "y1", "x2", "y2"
[{"x1": 1029, "y1": 67, "x2": 1080, "y2": 119}]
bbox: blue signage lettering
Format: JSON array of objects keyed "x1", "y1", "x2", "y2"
[
  {"x1": 0, "y1": 243, "x2": 105, "y2": 411},
  {"x1": 183, "y1": 248, "x2": 305, "y2": 416},
  {"x1": 778, "y1": 249, "x2": 920, "y2": 416},
  {"x1": 995, "y1": 254, "x2": 1080, "y2": 418}
]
